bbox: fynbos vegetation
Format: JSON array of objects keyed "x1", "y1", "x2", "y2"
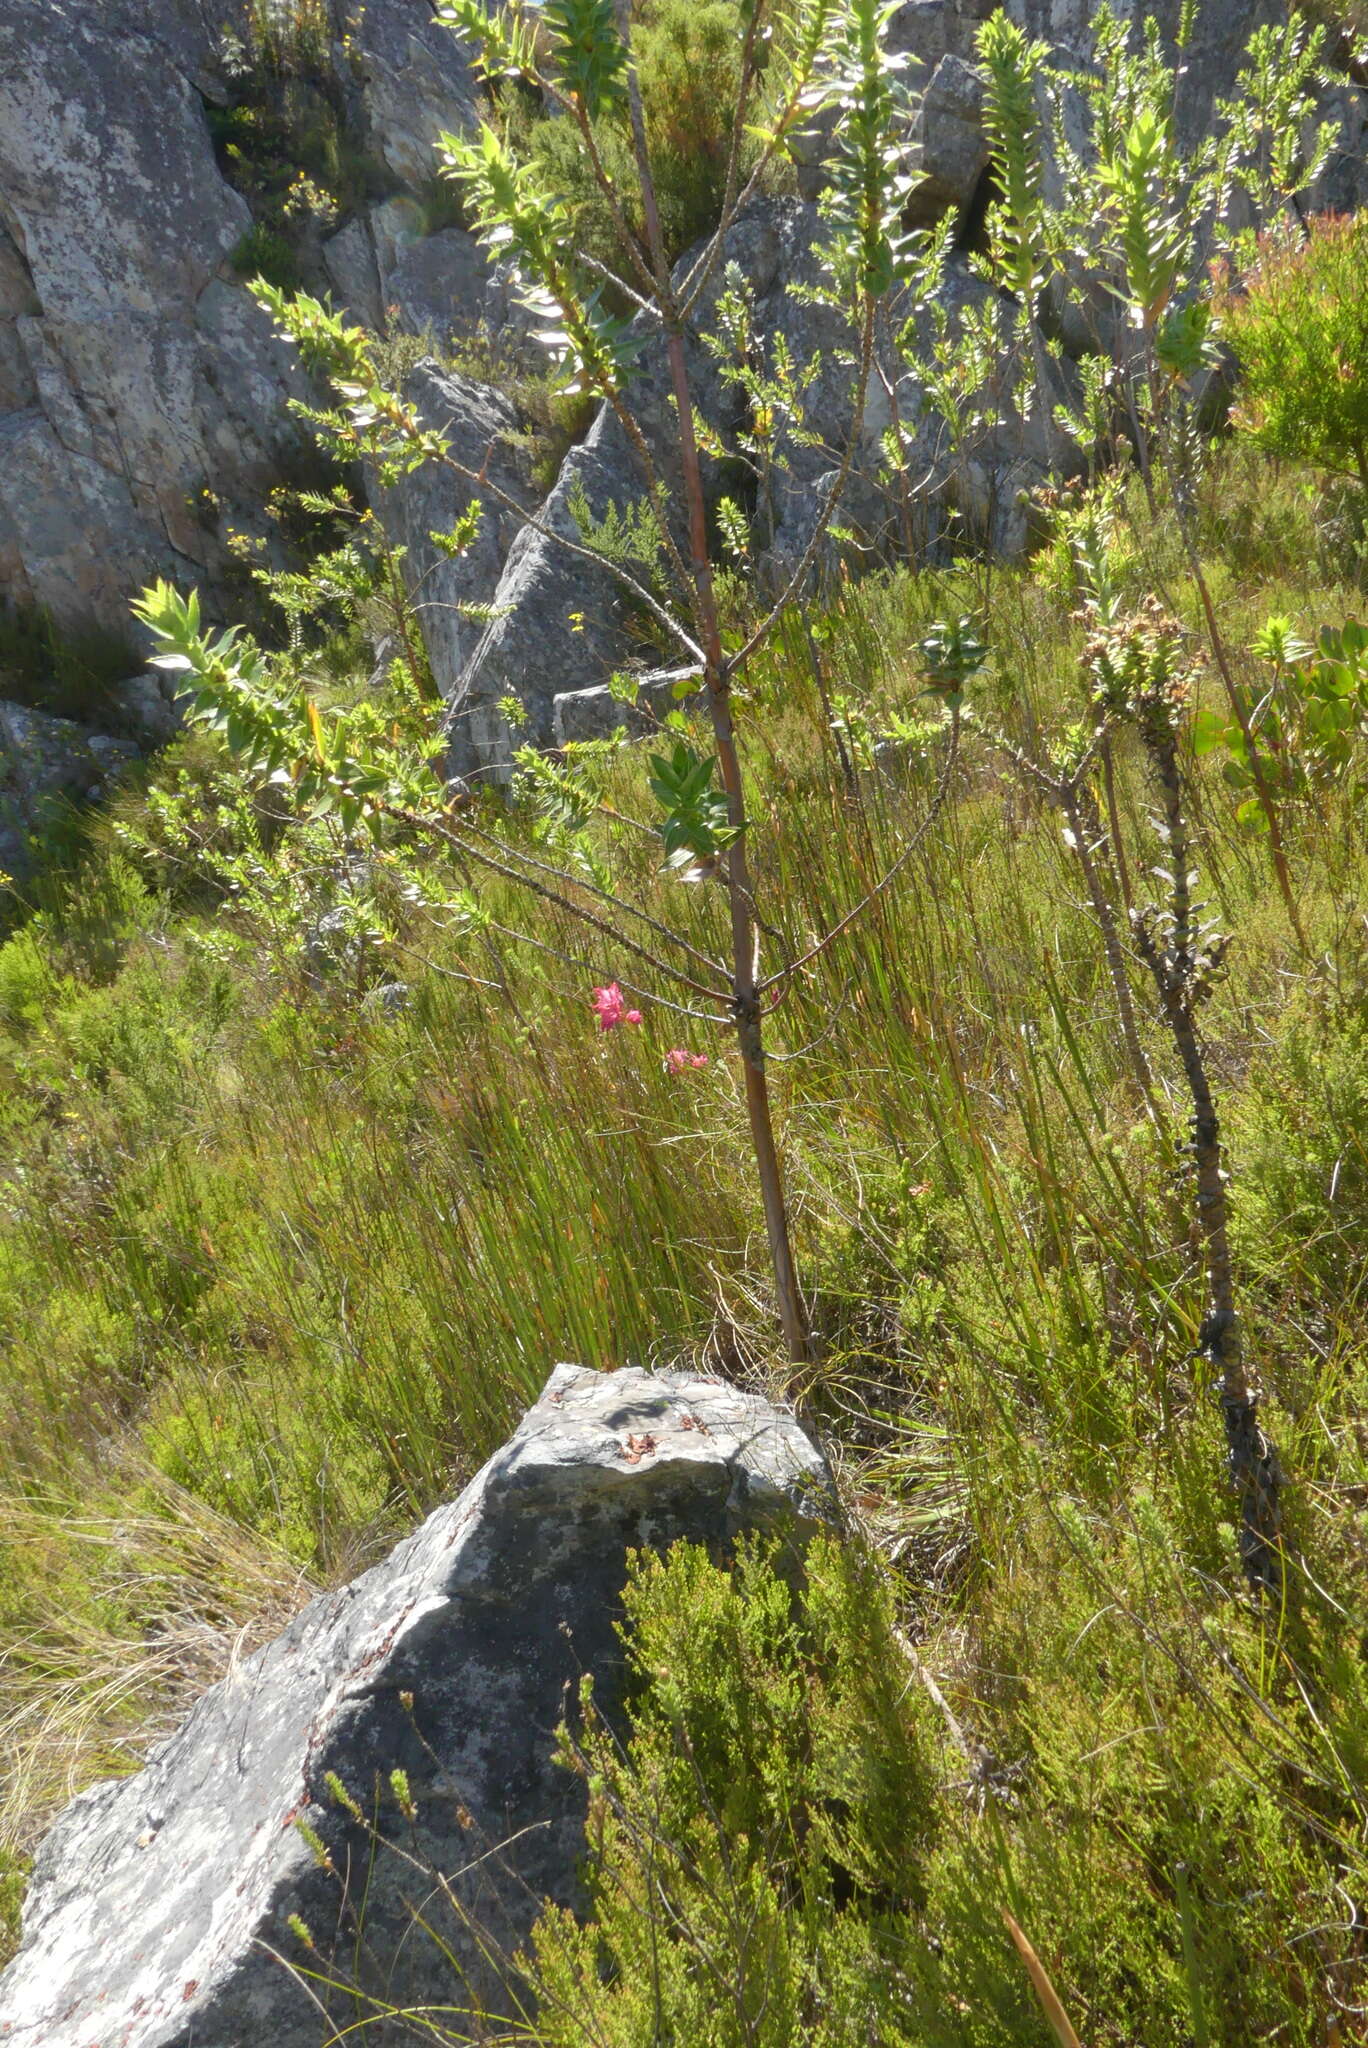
[{"x1": 3, "y1": 0, "x2": 1368, "y2": 2039}]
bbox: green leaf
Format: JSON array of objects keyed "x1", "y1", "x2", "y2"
[
  {"x1": 541, "y1": 0, "x2": 628, "y2": 118},
  {"x1": 1155, "y1": 299, "x2": 1212, "y2": 383},
  {"x1": 1191, "y1": 706, "x2": 1234, "y2": 757}
]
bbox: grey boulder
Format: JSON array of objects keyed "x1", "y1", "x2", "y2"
[
  {"x1": 552, "y1": 663, "x2": 705, "y2": 747},
  {"x1": 446, "y1": 404, "x2": 647, "y2": 778},
  {"x1": 376, "y1": 361, "x2": 532, "y2": 703},
  {"x1": 350, "y1": 0, "x2": 483, "y2": 191},
  {"x1": 905, "y1": 54, "x2": 991, "y2": 226},
  {"x1": 0, "y1": 1363, "x2": 831, "y2": 2048}
]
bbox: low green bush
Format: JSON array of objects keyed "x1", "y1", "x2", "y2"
[
  {"x1": 0, "y1": 1848, "x2": 27, "y2": 1969},
  {"x1": 506, "y1": 0, "x2": 768, "y2": 303},
  {"x1": 4, "y1": 461, "x2": 1368, "y2": 2037},
  {"x1": 523, "y1": 1532, "x2": 940, "y2": 2048},
  {"x1": 210, "y1": 0, "x2": 387, "y2": 257},
  {"x1": 517, "y1": 1499, "x2": 1368, "y2": 2048},
  {"x1": 229, "y1": 219, "x2": 300, "y2": 290},
  {"x1": 1219, "y1": 212, "x2": 1368, "y2": 490}
]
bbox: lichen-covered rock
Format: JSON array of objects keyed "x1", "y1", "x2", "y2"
[
  {"x1": 376, "y1": 361, "x2": 532, "y2": 706},
  {"x1": 321, "y1": 215, "x2": 388, "y2": 332},
  {"x1": 350, "y1": 0, "x2": 483, "y2": 191},
  {"x1": 384, "y1": 226, "x2": 498, "y2": 347},
  {"x1": 0, "y1": 1363, "x2": 831, "y2": 2048},
  {"x1": 0, "y1": 0, "x2": 304, "y2": 629},
  {"x1": 0, "y1": 0, "x2": 488, "y2": 640}
]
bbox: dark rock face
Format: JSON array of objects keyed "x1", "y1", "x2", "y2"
[
  {"x1": 905, "y1": 53, "x2": 991, "y2": 226},
  {"x1": 0, "y1": 1364, "x2": 831, "y2": 2048},
  {"x1": 0, "y1": 699, "x2": 138, "y2": 877},
  {"x1": 0, "y1": 0, "x2": 483, "y2": 637}
]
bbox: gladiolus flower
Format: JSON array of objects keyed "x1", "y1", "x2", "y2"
[
  {"x1": 664, "y1": 1047, "x2": 709, "y2": 1075},
  {"x1": 591, "y1": 983, "x2": 642, "y2": 1031}
]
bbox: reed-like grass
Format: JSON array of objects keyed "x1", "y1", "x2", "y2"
[{"x1": 2, "y1": 452, "x2": 1367, "y2": 2036}]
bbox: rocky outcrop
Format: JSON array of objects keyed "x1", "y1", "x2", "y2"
[
  {"x1": 383, "y1": 225, "x2": 497, "y2": 345},
  {"x1": 447, "y1": 403, "x2": 652, "y2": 776},
  {"x1": 0, "y1": 0, "x2": 304, "y2": 630},
  {"x1": 348, "y1": 0, "x2": 483, "y2": 192},
  {"x1": 420, "y1": 0, "x2": 1366, "y2": 767},
  {"x1": 443, "y1": 203, "x2": 796, "y2": 773},
  {"x1": 378, "y1": 362, "x2": 532, "y2": 703},
  {"x1": 0, "y1": 0, "x2": 491, "y2": 645},
  {"x1": 0, "y1": 1363, "x2": 831, "y2": 2048},
  {"x1": 2, "y1": 0, "x2": 1364, "y2": 779}
]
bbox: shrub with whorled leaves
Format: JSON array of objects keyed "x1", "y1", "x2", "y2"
[{"x1": 505, "y1": 0, "x2": 765, "y2": 304}]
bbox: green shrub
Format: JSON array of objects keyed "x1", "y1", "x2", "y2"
[
  {"x1": 9, "y1": 435, "x2": 1368, "y2": 2039},
  {"x1": 523, "y1": 1533, "x2": 940, "y2": 2048},
  {"x1": 1219, "y1": 213, "x2": 1368, "y2": 489},
  {"x1": 229, "y1": 220, "x2": 300, "y2": 290},
  {"x1": 0, "y1": 1846, "x2": 27, "y2": 1969},
  {"x1": 239, "y1": 0, "x2": 333, "y2": 81},
  {"x1": 510, "y1": 0, "x2": 764, "y2": 300},
  {"x1": 210, "y1": 0, "x2": 386, "y2": 255},
  {"x1": 520, "y1": 1503, "x2": 1368, "y2": 2048}
]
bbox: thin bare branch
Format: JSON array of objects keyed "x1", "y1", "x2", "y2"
[
  {"x1": 728, "y1": 292, "x2": 879, "y2": 673},
  {"x1": 757, "y1": 709, "x2": 961, "y2": 992},
  {"x1": 381, "y1": 800, "x2": 727, "y2": 1002},
  {"x1": 451, "y1": 809, "x2": 728, "y2": 981}
]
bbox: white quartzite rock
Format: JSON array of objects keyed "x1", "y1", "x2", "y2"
[{"x1": 0, "y1": 1364, "x2": 831, "y2": 2048}]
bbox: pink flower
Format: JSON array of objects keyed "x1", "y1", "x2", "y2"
[
  {"x1": 591, "y1": 982, "x2": 642, "y2": 1032},
  {"x1": 664, "y1": 1047, "x2": 709, "y2": 1076}
]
